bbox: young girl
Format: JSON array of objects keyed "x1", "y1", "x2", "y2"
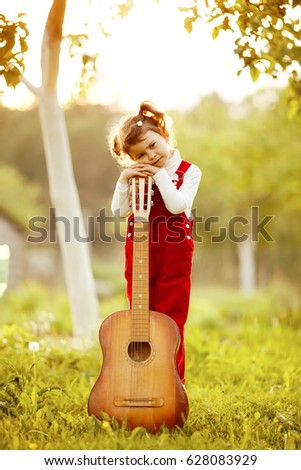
[{"x1": 110, "y1": 101, "x2": 201, "y2": 384}]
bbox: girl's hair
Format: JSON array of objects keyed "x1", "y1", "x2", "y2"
[{"x1": 109, "y1": 101, "x2": 175, "y2": 165}]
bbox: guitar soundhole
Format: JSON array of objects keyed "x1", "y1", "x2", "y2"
[{"x1": 127, "y1": 341, "x2": 151, "y2": 362}]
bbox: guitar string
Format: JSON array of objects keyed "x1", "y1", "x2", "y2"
[
  {"x1": 133, "y1": 177, "x2": 136, "y2": 384},
  {"x1": 132, "y1": 177, "x2": 151, "y2": 402},
  {"x1": 133, "y1": 178, "x2": 142, "y2": 401},
  {"x1": 143, "y1": 178, "x2": 148, "y2": 395},
  {"x1": 131, "y1": 177, "x2": 136, "y2": 404},
  {"x1": 139, "y1": 178, "x2": 145, "y2": 398}
]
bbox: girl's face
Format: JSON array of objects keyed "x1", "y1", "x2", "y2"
[{"x1": 128, "y1": 130, "x2": 172, "y2": 168}]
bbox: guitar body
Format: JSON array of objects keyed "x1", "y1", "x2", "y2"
[{"x1": 88, "y1": 309, "x2": 188, "y2": 432}]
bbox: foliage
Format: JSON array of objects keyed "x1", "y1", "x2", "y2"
[
  {"x1": 0, "y1": 1, "x2": 132, "y2": 94},
  {"x1": 2, "y1": 1, "x2": 301, "y2": 115},
  {"x1": 64, "y1": 33, "x2": 98, "y2": 96},
  {"x1": 0, "y1": 13, "x2": 28, "y2": 88},
  {"x1": 0, "y1": 164, "x2": 44, "y2": 230},
  {"x1": 179, "y1": 0, "x2": 301, "y2": 116},
  {"x1": 0, "y1": 282, "x2": 300, "y2": 449}
]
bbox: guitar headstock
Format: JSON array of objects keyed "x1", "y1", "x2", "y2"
[{"x1": 131, "y1": 177, "x2": 153, "y2": 221}]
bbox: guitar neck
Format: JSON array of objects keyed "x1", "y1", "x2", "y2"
[{"x1": 132, "y1": 219, "x2": 150, "y2": 342}]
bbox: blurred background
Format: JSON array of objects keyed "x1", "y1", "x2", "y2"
[
  {"x1": 1, "y1": 92, "x2": 300, "y2": 295},
  {"x1": 1, "y1": 0, "x2": 300, "y2": 310}
]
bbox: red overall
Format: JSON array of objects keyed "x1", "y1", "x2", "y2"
[{"x1": 124, "y1": 160, "x2": 194, "y2": 383}]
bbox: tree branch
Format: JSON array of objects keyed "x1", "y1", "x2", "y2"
[
  {"x1": 41, "y1": 0, "x2": 67, "y2": 92},
  {"x1": 20, "y1": 75, "x2": 41, "y2": 97}
]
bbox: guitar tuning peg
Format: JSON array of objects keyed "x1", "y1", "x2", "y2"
[
  {"x1": 151, "y1": 201, "x2": 154, "y2": 206},
  {"x1": 151, "y1": 190, "x2": 154, "y2": 195},
  {"x1": 129, "y1": 201, "x2": 132, "y2": 207}
]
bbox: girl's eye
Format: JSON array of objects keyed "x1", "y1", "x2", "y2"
[{"x1": 149, "y1": 143, "x2": 156, "y2": 149}]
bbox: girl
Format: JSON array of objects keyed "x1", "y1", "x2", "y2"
[{"x1": 110, "y1": 101, "x2": 201, "y2": 384}]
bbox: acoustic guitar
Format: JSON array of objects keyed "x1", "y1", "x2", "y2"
[{"x1": 88, "y1": 177, "x2": 188, "y2": 432}]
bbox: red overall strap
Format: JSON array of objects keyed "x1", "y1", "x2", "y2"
[{"x1": 175, "y1": 160, "x2": 191, "y2": 188}]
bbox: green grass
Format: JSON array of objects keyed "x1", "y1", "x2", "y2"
[{"x1": 0, "y1": 281, "x2": 300, "y2": 450}]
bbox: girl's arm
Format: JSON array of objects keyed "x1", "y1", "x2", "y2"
[
  {"x1": 111, "y1": 166, "x2": 150, "y2": 217},
  {"x1": 111, "y1": 181, "x2": 131, "y2": 217},
  {"x1": 111, "y1": 164, "x2": 202, "y2": 217},
  {"x1": 153, "y1": 165, "x2": 202, "y2": 214}
]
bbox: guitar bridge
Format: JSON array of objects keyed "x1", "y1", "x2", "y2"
[{"x1": 114, "y1": 396, "x2": 164, "y2": 407}]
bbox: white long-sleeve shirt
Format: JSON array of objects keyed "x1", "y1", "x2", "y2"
[{"x1": 111, "y1": 149, "x2": 202, "y2": 218}]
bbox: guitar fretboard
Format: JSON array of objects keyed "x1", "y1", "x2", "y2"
[{"x1": 131, "y1": 219, "x2": 150, "y2": 341}]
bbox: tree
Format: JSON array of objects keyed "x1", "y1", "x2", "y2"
[
  {"x1": 1, "y1": 1, "x2": 100, "y2": 335},
  {"x1": 0, "y1": 12, "x2": 29, "y2": 88},
  {"x1": 179, "y1": 0, "x2": 301, "y2": 117},
  {"x1": 2, "y1": 1, "x2": 301, "y2": 114}
]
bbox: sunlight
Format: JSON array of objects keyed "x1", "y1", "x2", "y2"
[{"x1": 1, "y1": 0, "x2": 281, "y2": 111}]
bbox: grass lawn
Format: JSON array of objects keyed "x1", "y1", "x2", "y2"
[{"x1": 0, "y1": 281, "x2": 300, "y2": 450}]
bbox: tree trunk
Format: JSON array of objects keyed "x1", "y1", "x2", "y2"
[
  {"x1": 22, "y1": 0, "x2": 99, "y2": 335},
  {"x1": 38, "y1": 93, "x2": 99, "y2": 335},
  {"x1": 237, "y1": 238, "x2": 256, "y2": 297}
]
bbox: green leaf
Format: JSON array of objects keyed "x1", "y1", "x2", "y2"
[
  {"x1": 4, "y1": 66, "x2": 21, "y2": 88},
  {"x1": 116, "y1": 0, "x2": 134, "y2": 18},
  {"x1": 178, "y1": 7, "x2": 191, "y2": 13},
  {"x1": 261, "y1": 54, "x2": 277, "y2": 65},
  {"x1": 212, "y1": 25, "x2": 221, "y2": 39},
  {"x1": 82, "y1": 54, "x2": 90, "y2": 66},
  {"x1": 292, "y1": 0, "x2": 301, "y2": 7},
  {"x1": 20, "y1": 37, "x2": 28, "y2": 54},
  {"x1": 184, "y1": 16, "x2": 195, "y2": 34},
  {"x1": 222, "y1": 16, "x2": 231, "y2": 32},
  {"x1": 18, "y1": 22, "x2": 29, "y2": 37},
  {"x1": 249, "y1": 64, "x2": 260, "y2": 82}
]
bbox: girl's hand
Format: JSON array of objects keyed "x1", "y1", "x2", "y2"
[
  {"x1": 118, "y1": 167, "x2": 145, "y2": 184},
  {"x1": 131, "y1": 163, "x2": 161, "y2": 176},
  {"x1": 118, "y1": 164, "x2": 160, "y2": 184}
]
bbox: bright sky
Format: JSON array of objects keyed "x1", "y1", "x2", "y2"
[{"x1": 1, "y1": 0, "x2": 286, "y2": 111}]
